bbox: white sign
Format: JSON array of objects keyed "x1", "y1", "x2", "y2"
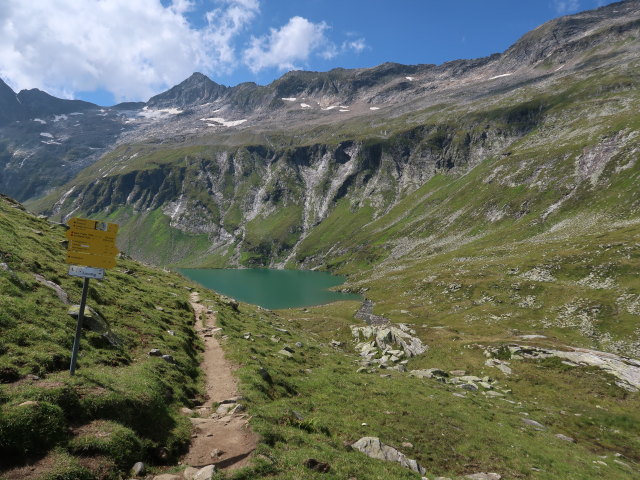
[{"x1": 68, "y1": 265, "x2": 105, "y2": 279}]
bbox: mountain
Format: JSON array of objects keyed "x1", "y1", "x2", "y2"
[
  {"x1": 1, "y1": 2, "x2": 640, "y2": 479},
  {"x1": 3, "y1": 1, "x2": 638, "y2": 206},
  {"x1": 0, "y1": 79, "x2": 25, "y2": 126},
  {"x1": 22, "y1": 0, "x2": 636, "y2": 270},
  {"x1": 146, "y1": 72, "x2": 228, "y2": 109}
]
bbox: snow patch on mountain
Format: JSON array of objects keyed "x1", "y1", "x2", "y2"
[
  {"x1": 138, "y1": 107, "x2": 182, "y2": 119},
  {"x1": 200, "y1": 117, "x2": 247, "y2": 127},
  {"x1": 489, "y1": 73, "x2": 513, "y2": 80}
]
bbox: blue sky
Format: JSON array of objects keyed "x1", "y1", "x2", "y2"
[{"x1": 0, "y1": 0, "x2": 617, "y2": 106}]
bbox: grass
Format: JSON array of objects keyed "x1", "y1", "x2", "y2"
[{"x1": 0, "y1": 195, "x2": 202, "y2": 478}]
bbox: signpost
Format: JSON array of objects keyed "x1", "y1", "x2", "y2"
[{"x1": 65, "y1": 218, "x2": 119, "y2": 375}]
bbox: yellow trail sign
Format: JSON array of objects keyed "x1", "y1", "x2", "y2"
[
  {"x1": 67, "y1": 218, "x2": 119, "y2": 234},
  {"x1": 66, "y1": 251, "x2": 117, "y2": 269},
  {"x1": 68, "y1": 239, "x2": 119, "y2": 256},
  {"x1": 65, "y1": 217, "x2": 119, "y2": 269},
  {"x1": 66, "y1": 229, "x2": 117, "y2": 243}
]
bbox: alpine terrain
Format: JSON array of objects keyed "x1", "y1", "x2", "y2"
[{"x1": 1, "y1": 1, "x2": 639, "y2": 479}]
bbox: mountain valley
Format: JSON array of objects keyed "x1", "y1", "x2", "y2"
[{"x1": 1, "y1": 1, "x2": 639, "y2": 479}]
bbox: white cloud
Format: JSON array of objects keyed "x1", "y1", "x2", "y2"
[
  {"x1": 243, "y1": 16, "x2": 330, "y2": 72},
  {"x1": 343, "y1": 38, "x2": 367, "y2": 54},
  {"x1": 0, "y1": 0, "x2": 258, "y2": 102},
  {"x1": 553, "y1": 0, "x2": 580, "y2": 14}
]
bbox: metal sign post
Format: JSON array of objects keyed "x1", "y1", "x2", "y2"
[
  {"x1": 69, "y1": 277, "x2": 90, "y2": 375},
  {"x1": 65, "y1": 218, "x2": 119, "y2": 375}
]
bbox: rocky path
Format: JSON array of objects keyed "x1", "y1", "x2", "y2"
[{"x1": 182, "y1": 292, "x2": 258, "y2": 472}]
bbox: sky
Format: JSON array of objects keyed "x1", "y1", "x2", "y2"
[{"x1": 0, "y1": 0, "x2": 619, "y2": 106}]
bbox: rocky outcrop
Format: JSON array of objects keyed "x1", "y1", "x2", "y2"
[
  {"x1": 485, "y1": 344, "x2": 640, "y2": 392},
  {"x1": 351, "y1": 437, "x2": 426, "y2": 475}
]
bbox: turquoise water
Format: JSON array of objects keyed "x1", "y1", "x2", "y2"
[{"x1": 179, "y1": 268, "x2": 361, "y2": 310}]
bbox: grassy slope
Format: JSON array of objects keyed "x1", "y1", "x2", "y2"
[{"x1": 0, "y1": 196, "x2": 203, "y2": 479}]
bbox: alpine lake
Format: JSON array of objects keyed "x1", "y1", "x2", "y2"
[{"x1": 179, "y1": 268, "x2": 362, "y2": 310}]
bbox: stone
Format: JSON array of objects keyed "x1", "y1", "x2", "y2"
[
  {"x1": 35, "y1": 274, "x2": 70, "y2": 304},
  {"x1": 162, "y1": 354, "x2": 176, "y2": 364},
  {"x1": 182, "y1": 466, "x2": 198, "y2": 480},
  {"x1": 155, "y1": 306, "x2": 165, "y2": 312},
  {"x1": 243, "y1": 332, "x2": 251, "y2": 340},
  {"x1": 152, "y1": 475, "x2": 181, "y2": 480},
  {"x1": 0, "y1": 262, "x2": 8, "y2": 270},
  {"x1": 485, "y1": 391, "x2": 504, "y2": 397},
  {"x1": 351, "y1": 437, "x2": 426, "y2": 475},
  {"x1": 167, "y1": 330, "x2": 175, "y2": 336},
  {"x1": 68, "y1": 304, "x2": 121, "y2": 346},
  {"x1": 460, "y1": 383, "x2": 479, "y2": 391},
  {"x1": 295, "y1": 342, "x2": 303, "y2": 348},
  {"x1": 478, "y1": 382, "x2": 493, "y2": 390},
  {"x1": 303, "y1": 458, "x2": 330, "y2": 473},
  {"x1": 459, "y1": 375, "x2": 482, "y2": 383},
  {"x1": 277, "y1": 349, "x2": 294, "y2": 358},
  {"x1": 193, "y1": 465, "x2": 216, "y2": 480},
  {"x1": 180, "y1": 407, "x2": 194, "y2": 415},
  {"x1": 485, "y1": 358, "x2": 512, "y2": 375},
  {"x1": 465, "y1": 474, "x2": 501, "y2": 480},
  {"x1": 401, "y1": 442, "x2": 413, "y2": 448},
  {"x1": 521, "y1": 418, "x2": 545, "y2": 429},
  {"x1": 130, "y1": 462, "x2": 145, "y2": 476},
  {"x1": 210, "y1": 448, "x2": 223, "y2": 458},
  {"x1": 216, "y1": 403, "x2": 234, "y2": 415},
  {"x1": 555, "y1": 433, "x2": 576, "y2": 443},
  {"x1": 450, "y1": 369, "x2": 466, "y2": 376},
  {"x1": 18, "y1": 401, "x2": 39, "y2": 407},
  {"x1": 410, "y1": 368, "x2": 448, "y2": 379},
  {"x1": 356, "y1": 367, "x2": 368, "y2": 373}
]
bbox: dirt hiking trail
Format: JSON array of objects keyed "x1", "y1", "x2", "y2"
[{"x1": 182, "y1": 292, "x2": 258, "y2": 471}]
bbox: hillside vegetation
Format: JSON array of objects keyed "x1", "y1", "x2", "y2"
[{"x1": 0, "y1": 195, "x2": 203, "y2": 478}]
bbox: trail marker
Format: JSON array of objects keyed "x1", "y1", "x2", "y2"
[{"x1": 65, "y1": 217, "x2": 119, "y2": 375}]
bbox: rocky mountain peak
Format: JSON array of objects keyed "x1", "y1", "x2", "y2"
[
  {"x1": 0, "y1": 79, "x2": 24, "y2": 126},
  {"x1": 146, "y1": 71, "x2": 227, "y2": 109},
  {"x1": 16, "y1": 88, "x2": 97, "y2": 116}
]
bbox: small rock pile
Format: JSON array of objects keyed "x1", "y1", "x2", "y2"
[
  {"x1": 409, "y1": 369, "x2": 505, "y2": 396},
  {"x1": 352, "y1": 323, "x2": 428, "y2": 372}
]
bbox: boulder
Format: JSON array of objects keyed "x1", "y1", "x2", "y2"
[
  {"x1": 193, "y1": 465, "x2": 215, "y2": 480},
  {"x1": 465, "y1": 474, "x2": 501, "y2": 480},
  {"x1": 130, "y1": 461, "x2": 145, "y2": 476},
  {"x1": 555, "y1": 433, "x2": 576, "y2": 443},
  {"x1": 351, "y1": 437, "x2": 426, "y2": 475},
  {"x1": 182, "y1": 466, "x2": 198, "y2": 480},
  {"x1": 152, "y1": 475, "x2": 181, "y2": 480},
  {"x1": 521, "y1": 418, "x2": 545, "y2": 430},
  {"x1": 68, "y1": 304, "x2": 121, "y2": 346}
]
